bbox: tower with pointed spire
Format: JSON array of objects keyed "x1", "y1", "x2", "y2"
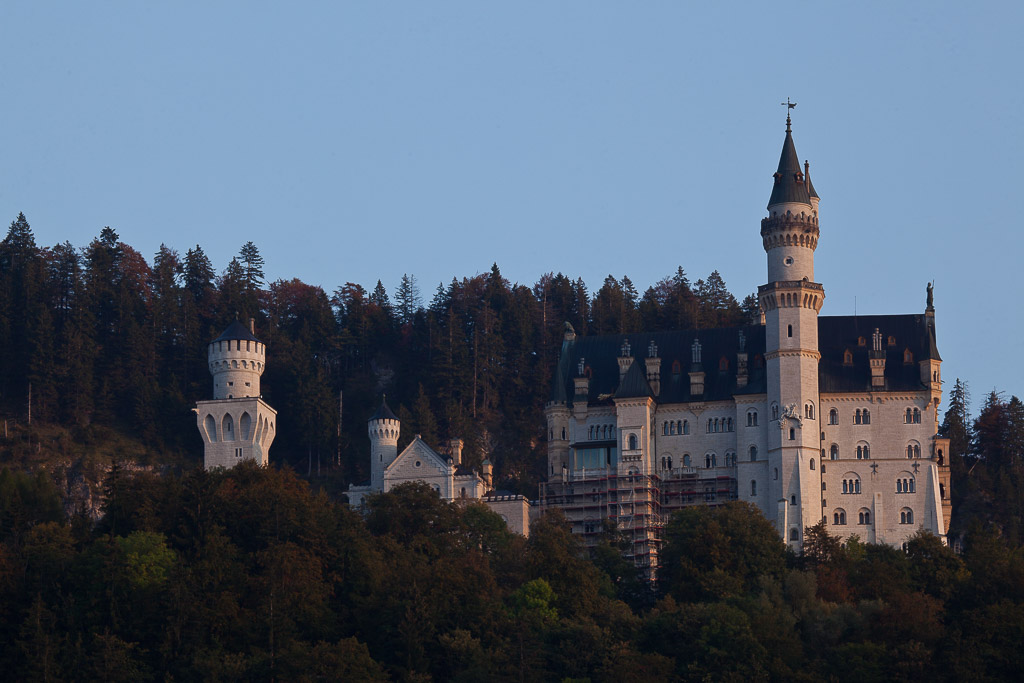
[
  {"x1": 759, "y1": 112, "x2": 825, "y2": 547},
  {"x1": 368, "y1": 396, "x2": 400, "y2": 491}
]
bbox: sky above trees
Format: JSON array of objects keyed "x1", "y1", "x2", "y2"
[{"x1": 1, "y1": 2, "x2": 1021, "y2": 409}]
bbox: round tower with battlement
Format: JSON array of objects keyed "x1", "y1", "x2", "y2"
[
  {"x1": 209, "y1": 319, "x2": 266, "y2": 399},
  {"x1": 759, "y1": 110, "x2": 825, "y2": 550},
  {"x1": 369, "y1": 398, "x2": 400, "y2": 491},
  {"x1": 196, "y1": 319, "x2": 276, "y2": 469}
]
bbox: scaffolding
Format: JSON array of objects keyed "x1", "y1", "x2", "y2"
[{"x1": 538, "y1": 467, "x2": 738, "y2": 581}]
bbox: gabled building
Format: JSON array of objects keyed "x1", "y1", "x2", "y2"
[
  {"x1": 540, "y1": 114, "x2": 950, "y2": 575},
  {"x1": 348, "y1": 399, "x2": 532, "y2": 535}
]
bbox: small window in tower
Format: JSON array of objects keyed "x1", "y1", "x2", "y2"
[
  {"x1": 788, "y1": 325, "x2": 793, "y2": 338},
  {"x1": 246, "y1": 341, "x2": 251, "y2": 351},
  {"x1": 228, "y1": 381, "x2": 233, "y2": 386},
  {"x1": 245, "y1": 382, "x2": 251, "y2": 387},
  {"x1": 784, "y1": 256, "x2": 794, "y2": 266},
  {"x1": 858, "y1": 336, "x2": 866, "y2": 346}
]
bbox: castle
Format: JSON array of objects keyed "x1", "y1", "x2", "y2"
[
  {"x1": 195, "y1": 319, "x2": 277, "y2": 468},
  {"x1": 346, "y1": 399, "x2": 532, "y2": 535},
  {"x1": 540, "y1": 114, "x2": 951, "y2": 573}
]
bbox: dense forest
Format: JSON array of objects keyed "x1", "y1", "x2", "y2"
[
  {"x1": 2, "y1": 466, "x2": 1023, "y2": 681},
  {"x1": 5, "y1": 212, "x2": 1024, "y2": 680},
  {"x1": 0, "y1": 212, "x2": 755, "y2": 492}
]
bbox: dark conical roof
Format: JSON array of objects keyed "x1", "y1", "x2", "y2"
[
  {"x1": 369, "y1": 397, "x2": 398, "y2": 422},
  {"x1": 212, "y1": 320, "x2": 261, "y2": 344},
  {"x1": 806, "y1": 164, "x2": 819, "y2": 200},
  {"x1": 767, "y1": 126, "x2": 812, "y2": 208},
  {"x1": 616, "y1": 360, "x2": 654, "y2": 399}
]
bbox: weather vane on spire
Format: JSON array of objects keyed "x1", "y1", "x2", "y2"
[{"x1": 781, "y1": 98, "x2": 796, "y2": 132}]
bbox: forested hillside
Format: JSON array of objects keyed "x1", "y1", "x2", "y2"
[
  {"x1": 2, "y1": 466, "x2": 1023, "y2": 681},
  {"x1": 0, "y1": 212, "x2": 754, "y2": 492}
]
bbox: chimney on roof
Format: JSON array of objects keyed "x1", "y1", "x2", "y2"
[
  {"x1": 450, "y1": 438, "x2": 463, "y2": 466},
  {"x1": 645, "y1": 340, "x2": 661, "y2": 397},
  {"x1": 869, "y1": 328, "x2": 886, "y2": 389},
  {"x1": 617, "y1": 339, "x2": 634, "y2": 380}
]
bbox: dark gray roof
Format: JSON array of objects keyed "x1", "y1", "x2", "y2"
[
  {"x1": 551, "y1": 314, "x2": 940, "y2": 404},
  {"x1": 806, "y1": 164, "x2": 819, "y2": 199},
  {"x1": 212, "y1": 320, "x2": 261, "y2": 344},
  {"x1": 767, "y1": 130, "x2": 812, "y2": 208},
  {"x1": 369, "y1": 398, "x2": 398, "y2": 422},
  {"x1": 616, "y1": 359, "x2": 654, "y2": 399}
]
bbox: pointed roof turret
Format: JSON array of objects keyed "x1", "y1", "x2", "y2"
[
  {"x1": 805, "y1": 160, "x2": 819, "y2": 199},
  {"x1": 369, "y1": 396, "x2": 398, "y2": 422},
  {"x1": 212, "y1": 319, "x2": 261, "y2": 344},
  {"x1": 767, "y1": 113, "x2": 812, "y2": 209}
]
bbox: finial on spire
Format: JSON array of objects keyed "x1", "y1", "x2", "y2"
[{"x1": 781, "y1": 98, "x2": 797, "y2": 132}]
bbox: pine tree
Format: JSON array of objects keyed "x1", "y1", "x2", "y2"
[{"x1": 395, "y1": 273, "x2": 422, "y2": 326}]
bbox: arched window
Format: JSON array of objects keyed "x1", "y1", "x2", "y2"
[
  {"x1": 772, "y1": 403, "x2": 779, "y2": 420},
  {"x1": 843, "y1": 349, "x2": 853, "y2": 365},
  {"x1": 707, "y1": 419, "x2": 713, "y2": 433},
  {"x1": 904, "y1": 349, "x2": 914, "y2": 363},
  {"x1": 858, "y1": 509, "x2": 871, "y2": 525},
  {"x1": 628, "y1": 434, "x2": 638, "y2": 450},
  {"x1": 805, "y1": 402, "x2": 814, "y2": 420},
  {"x1": 682, "y1": 420, "x2": 689, "y2": 435},
  {"x1": 751, "y1": 480, "x2": 757, "y2": 496},
  {"x1": 810, "y1": 458, "x2": 816, "y2": 471},
  {"x1": 834, "y1": 509, "x2": 847, "y2": 525},
  {"x1": 905, "y1": 408, "x2": 913, "y2": 424},
  {"x1": 666, "y1": 456, "x2": 673, "y2": 470},
  {"x1": 857, "y1": 443, "x2": 870, "y2": 460},
  {"x1": 789, "y1": 528, "x2": 798, "y2": 541},
  {"x1": 727, "y1": 418, "x2": 734, "y2": 432},
  {"x1": 788, "y1": 325, "x2": 793, "y2": 338},
  {"x1": 842, "y1": 475, "x2": 861, "y2": 494},
  {"x1": 460, "y1": 487, "x2": 466, "y2": 499},
  {"x1": 790, "y1": 495, "x2": 797, "y2": 506},
  {"x1": 829, "y1": 408, "x2": 838, "y2": 425},
  {"x1": 705, "y1": 454, "x2": 711, "y2": 468},
  {"x1": 773, "y1": 467, "x2": 779, "y2": 480},
  {"x1": 830, "y1": 444, "x2": 839, "y2": 460},
  {"x1": 855, "y1": 409, "x2": 862, "y2": 425},
  {"x1": 789, "y1": 428, "x2": 795, "y2": 441},
  {"x1": 669, "y1": 422, "x2": 676, "y2": 435},
  {"x1": 863, "y1": 410, "x2": 871, "y2": 424},
  {"x1": 913, "y1": 408, "x2": 921, "y2": 424},
  {"x1": 561, "y1": 428, "x2": 566, "y2": 440},
  {"x1": 683, "y1": 454, "x2": 691, "y2": 467},
  {"x1": 749, "y1": 445, "x2": 757, "y2": 461},
  {"x1": 747, "y1": 410, "x2": 758, "y2": 427},
  {"x1": 900, "y1": 508, "x2": 914, "y2": 525},
  {"x1": 663, "y1": 422, "x2": 668, "y2": 436}
]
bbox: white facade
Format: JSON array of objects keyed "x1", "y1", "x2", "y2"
[
  {"x1": 541, "y1": 118, "x2": 951, "y2": 557},
  {"x1": 196, "y1": 320, "x2": 277, "y2": 469}
]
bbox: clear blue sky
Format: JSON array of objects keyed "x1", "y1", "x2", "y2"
[{"x1": 1, "y1": 2, "x2": 1021, "y2": 416}]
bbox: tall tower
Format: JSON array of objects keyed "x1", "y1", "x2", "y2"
[
  {"x1": 196, "y1": 319, "x2": 277, "y2": 469},
  {"x1": 368, "y1": 397, "x2": 400, "y2": 491},
  {"x1": 758, "y1": 111, "x2": 824, "y2": 548}
]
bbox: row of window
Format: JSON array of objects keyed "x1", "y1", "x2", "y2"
[
  {"x1": 663, "y1": 420, "x2": 689, "y2": 435},
  {"x1": 658, "y1": 451, "x2": 738, "y2": 470},
  {"x1": 833, "y1": 508, "x2": 914, "y2": 525},
  {"x1": 837, "y1": 475, "x2": 917, "y2": 494},
  {"x1": 588, "y1": 424, "x2": 615, "y2": 440},
  {"x1": 825, "y1": 441, "x2": 923, "y2": 460},
  {"x1": 658, "y1": 405, "x2": 923, "y2": 435}
]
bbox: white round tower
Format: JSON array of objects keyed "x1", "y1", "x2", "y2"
[
  {"x1": 209, "y1": 319, "x2": 266, "y2": 399},
  {"x1": 758, "y1": 111, "x2": 824, "y2": 550},
  {"x1": 368, "y1": 398, "x2": 400, "y2": 491}
]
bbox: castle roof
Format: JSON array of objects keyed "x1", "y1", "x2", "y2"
[
  {"x1": 212, "y1": 320, "x2": 262, "y2": 344},
  {"x1": 369, "y1": 397, "x2": 399, "y2": 422},
  {"x1": 616, "y1": 358, "x2": 655, "y2": 399},
  {"x1": 767, "y1": 125, "x2": 812, "y2": 208},
  {"x1": 550, "y1": 314, "x2": 940, "y2": 404}
]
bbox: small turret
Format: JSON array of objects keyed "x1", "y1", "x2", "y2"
[{"x1": 368, "y1": 397, "x2": 400, "y2": 491}]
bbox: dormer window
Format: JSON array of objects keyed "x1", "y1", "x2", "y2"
[
  {"x1": 843, "y1": 350, "x2": 853, "y2": 365},
  {"x1": 904, "y1": 349, "x2": 914, "y2": 364},
  {"x1": 719, "y1": 357, "x2": 729, "y2": 371},
  {"x1": 858, "y1": 336, "x2": 866, "y2": 346},
  {"x1": 888, "y1": 336, "x2": 896, "y2": 346}
]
